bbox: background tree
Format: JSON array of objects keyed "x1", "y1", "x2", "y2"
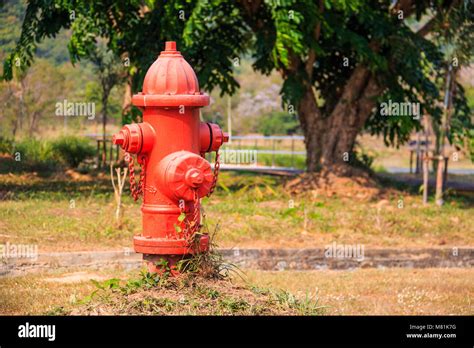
[
  {"x1": 88, "y1": 43, "x2": 125, "y2": 166},
  {"x1": 3, "y1": 0, "x2": 472, "y2": 174}
]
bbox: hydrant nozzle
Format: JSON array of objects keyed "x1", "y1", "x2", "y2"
[{"x1": 112, "y1": 133, "x2": 125, "y2": 146}]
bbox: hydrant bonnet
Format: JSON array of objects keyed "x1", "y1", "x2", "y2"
[{"x1": 132, "y1": 42, "x2": 209, "y2": 108}]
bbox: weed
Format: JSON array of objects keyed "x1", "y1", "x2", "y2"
[
  {"x1": 272, "y1": 290, "x2": 325, "y2": 315},
  {"x1": 218, "y1": 298, "x2": 250, "y2": 313},
  {"x1": 176, "y1": 225, "x2": 245, "y2": 280},
  {"x1": 44, "y1": 306, "x2": 70, "y2": 316}
]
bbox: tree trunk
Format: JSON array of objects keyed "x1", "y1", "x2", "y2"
[
  {"x1": 102, "y1": 92, "x2": 109, "y2": 167},
  {"x1": 122, "y1": 74, "x2": 133, "y2": 124},
  {"x1": 297, "y1": 87, "x2": 325, "y2": 172},
  {"x1": 297, "y1": 65, "x2": 382, "y2": 173},
  {"x1": 29, "y1": 111, "x2": 39, "y2": 136},
  {"x1": 322, "y1": 66, "x2": 379, "y2": 168}
]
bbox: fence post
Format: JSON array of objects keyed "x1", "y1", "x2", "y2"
[
  {"x1": 291, "y1": 137, "x2": 295, "y2": 168},
  {"x1": 108, "y1": 139, "x2": 113, "y2": 164},
  {"x1": 97, "y1": 140, "x2": 101, "y2": 169},
  {"x1": 271, "y1": 138, "x2": 275, "y2": 167}
]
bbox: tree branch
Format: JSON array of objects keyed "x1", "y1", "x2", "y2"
[{"x1": 305, "y1": 0, "x2": 324, "y2": 78}]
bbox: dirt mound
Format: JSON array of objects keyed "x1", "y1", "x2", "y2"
[
  {"x1": 70, "y1": 273, "x2": 324, "y2": 315},
  {"x1": 285, "y1": 166, "x2": 380, "y2": 200},
  {"x1": 51, "y1": 169, "x2": 93, "y2": 182}
]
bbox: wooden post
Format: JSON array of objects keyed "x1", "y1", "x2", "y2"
[
  {"x1": 271, "y1": 138, "x2": 275, "y2": 167},
  {"x1": 291, "y1": 137, "x2": 295, "y2": 169},
  {"x1": 443, "y1": 156, "x2": 449, "y2": 188},
  {"x1": 110, "y1": 163, "x2": 128, "y2": 226},
  {"x1": 102, "y1": 138, "x2": 107, "y2": 168},
  {"x1": 423, "y1": 152, "x2": 429, "y2": 205},
  {"x1": 109, "y1": 140, "x2": 113, "y2": 165},
  {"x1": 422, "y1": 115, "x2": 430, "y2": 205},
  {"x1": 435, "y1": 155, "x2": 444, "y2": 206},
  {"x1": 97, "y1": 140, "x2": 101, "y2": 169},
  {"x1": 409, "y1": 150, "x2": 413, "y2": 174},
  {"x1": 415, "y1": 132, "x2": 421, "y2": 174},
  {"x1": 435, "y1": 65, "x2": 454, "y2": 207}
]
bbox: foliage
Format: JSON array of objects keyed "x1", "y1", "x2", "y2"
[
  {"x1": 3, "y1": 136, "x2": 95, "y2": 171},
  {"x1": 0, "y1": 136, "x2": 14, "y2": 154},
  {"x1": 352, "y1": 147, "x2": 375, "y2": 172},
  {"x1": 0, "y1": 57, "x2": 99, "y2": 138},
  {"x1": 259, "y1": 111, "x2": 301, "y2": 136},
  {"x1": 12, "y1": 138, "x2": 57, "y2": 171},
  {"x1": 1, "y1": 0, "x2": 473, "y2": 167},
  {"x1": 51, "y1": 136, "x2": 95, "y2": 168}
]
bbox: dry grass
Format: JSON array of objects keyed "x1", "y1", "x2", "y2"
[
  {"x1": 0, "y1": 268, "x2": 324, "y2": 316},
  {"x1": 0, "y1": 267, "x2": 472, "y2": 315},
  {"x1": 242, "y1": 268, "x2": 474, "y2": 315},
  {"x1": 0, "y1": 268, "x2": 125, "y2": 315},
  {"x1": 207, "y1": 173, "x2": 474, "y2": 249},
  {"x1": 1, "y1": 171, "x2": 473, "y2": 251}
]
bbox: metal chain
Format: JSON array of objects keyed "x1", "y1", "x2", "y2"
[
  {"x1": 127, "y1": 153, "x2": 146, "y2": 201},
  {"x1": 190, "y1": 190, "x2": 200, "y2": 235},
  {"x1": 207, "y1": 150, "x2": 220, "y2": 197},
  {"x1": 179, "y1": 190, "x2": 201, "y2": 245},
  {"x1": 180, "y1": 150, "x2": 220, "y2": 242}
]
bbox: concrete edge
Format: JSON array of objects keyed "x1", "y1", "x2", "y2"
[{"x1": 1, "y1": 248, "x2": 473, "y2": 277}]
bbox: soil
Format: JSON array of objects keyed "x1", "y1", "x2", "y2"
[
  {"x1": 44, "y1": 271, "x2": 108, "y2": 284},
  {"x1": 284, "y1": 166, "x2": 381, "y2": 200},
  {"x1": 71, "y1": 274, "x2": 322, "y2": 315}
]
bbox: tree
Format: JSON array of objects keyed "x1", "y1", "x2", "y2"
[
  {"x1": 3, "y1": 0, "x2": 472, "y2": 173},
  {"x1": 0, "y1": 59, "x2": 66, "y2": 137},
  {"x1": 89, "y1": 43, "x2": 125, "y2": 166},
  {"x1": 425, "y1": 2, "x2": 474, "y2": 205}
]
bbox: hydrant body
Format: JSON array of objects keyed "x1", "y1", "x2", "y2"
[{"x1": 113, "y1": 42, "x2": 228, "y2": 273}]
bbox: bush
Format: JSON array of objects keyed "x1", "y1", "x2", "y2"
[
  {"x1": 258, "y1": 111, "x2": 301, "y2": 136},
  {"x1": 0, "y1": 136, "x2": 14, "y2": 155},
  {"x1": 13, "y1": 138, "x2": 58, "y2": 171},
  {"x1": 352, "y1": 148, "x2": 376, "y2": 171},
  {"x1": 51, "y1": 136, "x2": 95, "y2": 168}
]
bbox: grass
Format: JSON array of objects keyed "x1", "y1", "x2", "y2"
[
  {"x1": 1, "y1": 267, "x2": 472, "y2": 315},
  {"x1": 1, "y1": 170, "x2": 473, "y2": 251},
  {"x1": 0, "y1": 267, "x2": 324, "y2": 316},
  {"x1": 242, "y1": 268, "x2": 474, "y2": 315},
  {"x1": 0, "y1": 172, "x2": 139, "y2": 251},
  {"x1": 72, "y1": 269, "x2": 324, "y2": 315}
]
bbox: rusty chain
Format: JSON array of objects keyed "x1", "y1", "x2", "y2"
[
  {"x1": 127, "y1": 153, "x2": 146, "y2": 201},
  {"x1": 179, "y1": 150, "x2": 220, "y2": 240},
  {"x1": 207, "y1": 150, "x2": 220, "y2": 198}
]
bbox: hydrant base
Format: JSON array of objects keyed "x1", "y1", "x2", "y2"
[
  {"x1": 143, "y1": 254, "x2": 190, "y2": 275},
  {"x1": 133, "y1": 234, "x2": 209, "y2": 255}
]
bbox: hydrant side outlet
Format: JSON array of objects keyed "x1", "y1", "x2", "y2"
[{"x1": 112, "y1": 41, "x2": 228, "y2": 274}]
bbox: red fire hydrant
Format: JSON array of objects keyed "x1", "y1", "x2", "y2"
[{"x1": 113, "y1": 41, "x2": 228, "y2": 274}]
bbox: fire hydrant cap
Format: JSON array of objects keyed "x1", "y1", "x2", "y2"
[{"x1": 132, "y1": 41, "x2": 210, "y2": 108}]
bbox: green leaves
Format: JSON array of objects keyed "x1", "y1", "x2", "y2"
[
  {"x1": 2, "y1": 0, "x2": 71, "y2": 80},
  {"x1": 178, "y1": 212, "x2": 186, "y2": 222},
  {"x1": 3, "y1": 0, "x2": 472, "y2": 158}
]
